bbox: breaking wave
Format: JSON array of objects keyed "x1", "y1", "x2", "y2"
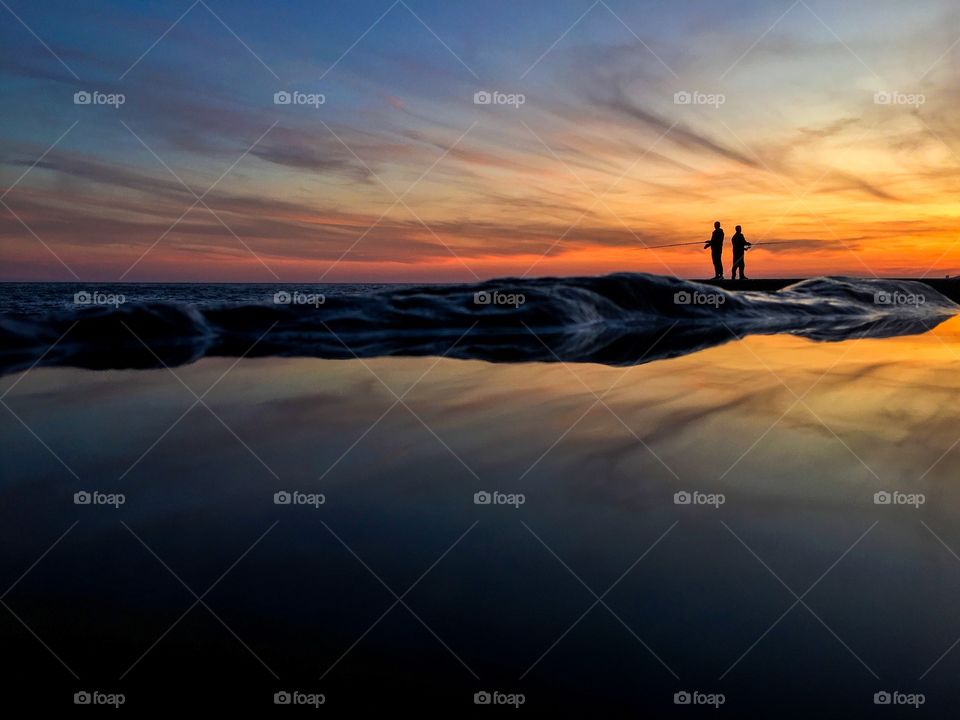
[{"x1": 0, "y1": 275, "x2": 955, "y2": 374}]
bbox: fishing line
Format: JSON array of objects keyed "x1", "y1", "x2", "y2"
[{"x1": 638, "y1": 239, "x2": 811, "y2": 250}]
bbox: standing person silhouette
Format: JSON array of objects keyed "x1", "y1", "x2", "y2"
[
  {"x1": 704, "y1": 221, "x2": 724, "y2": 279},
  {"x1": 730, "y1": 225, "x2": 752, "y2": 280}
]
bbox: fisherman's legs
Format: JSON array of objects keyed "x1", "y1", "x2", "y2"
[
  {"x1": 732, "y1": 253, "x2": 745, "y2": 279},
  {"x1": 711, "y1": 248, "x2": 723, "y2": 278}
]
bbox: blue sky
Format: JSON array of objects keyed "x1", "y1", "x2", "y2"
[{"x1": 2, "y1": 0, "x2": 960, "y2": 280}]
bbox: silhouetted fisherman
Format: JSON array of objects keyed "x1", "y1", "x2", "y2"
[
  {"x1": 704, "y1": 221, "x2": 724, "y2": 279},
  {"x1": 730, "y1": 225, "x2": 752, "y2": 280}
]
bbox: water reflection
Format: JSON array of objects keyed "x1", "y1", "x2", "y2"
[{"x1": 3, "y1": 319, "x2": 960, "y2": 712}]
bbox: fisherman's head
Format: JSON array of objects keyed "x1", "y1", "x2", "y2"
[
  {"x1": 736, "y1": 225, "x2": 741, "y2": 232},
  {"x1": 714, "y1": 221, "x2": 721, "y2": 229}
]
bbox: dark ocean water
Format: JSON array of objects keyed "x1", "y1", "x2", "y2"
[
  {"x1": 0, "y1": 276, "x2": 956, "y2": 374},
  {"x1": 4, "y1": 277, "x2": 960, "y2": 713},
  {"x1": 0, "y1": 282, "x2": 399, "y2": 315}
]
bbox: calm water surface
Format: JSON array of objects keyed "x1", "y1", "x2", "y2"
[{"x1": 3, "y1": 318, "x2": 960, "y2": 713}]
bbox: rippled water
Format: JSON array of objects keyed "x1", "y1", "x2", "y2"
[{"x1": 0, "y1": 282, "x2": 397, "y2": 315}]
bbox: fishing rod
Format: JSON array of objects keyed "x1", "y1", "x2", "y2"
[
  {"x1": 745, "y1": 241, "x2": 805, "y2": 251},
  {"x1": 640, "y1": 239, "x2": 810, "y2": 250}
]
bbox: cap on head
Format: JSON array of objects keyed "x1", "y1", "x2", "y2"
[{"x1": 714, "y1": 221, "x2": 721, "y2": 228}]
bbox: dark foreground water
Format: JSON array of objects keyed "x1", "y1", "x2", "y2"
[{"x1": 2, "y1": 281, "x2": 960, "y2": 714}]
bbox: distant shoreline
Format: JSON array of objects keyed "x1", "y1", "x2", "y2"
[
  {"x1": 2, "y1": 276, "x2": 958, "y2": 304},
  {"x1": 2, "y1": 277, "x2": 958, "y2": 300},
  {"x1": 1, "y1": 276, "x2": 956, "y2": 286}
]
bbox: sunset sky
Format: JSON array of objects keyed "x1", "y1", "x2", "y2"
[{"x1": 2, "y1": 0, "x2": 960, "y2": 282}]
